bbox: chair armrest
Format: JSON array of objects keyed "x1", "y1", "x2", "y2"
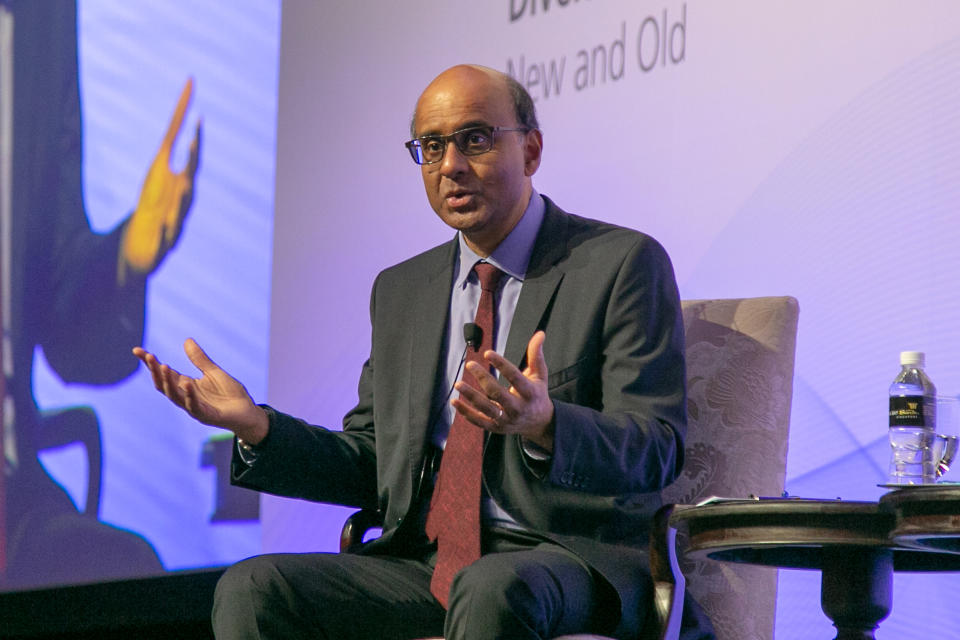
[
  {"x1": 340, "y1": 508, "x2": 384, "y2": 552},
  {"x1": 649, "y1": 504, "x2": 685, "y2": 640}
]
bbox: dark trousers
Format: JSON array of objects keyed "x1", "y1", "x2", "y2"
[{"x1": 212, "y1": 528, "x2": 603, "y2": 640}]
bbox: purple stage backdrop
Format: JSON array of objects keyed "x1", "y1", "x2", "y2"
[
  {"x1": 270, "y1": 2, "x2": 960, "y2": 638},
  {"x1": 7, "y1": 0, "x2": 960, "y2": 636}
]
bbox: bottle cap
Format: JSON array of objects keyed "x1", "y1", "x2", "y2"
[{"x1": 900, "y1": 351, "x2": 925, "y2": 367}]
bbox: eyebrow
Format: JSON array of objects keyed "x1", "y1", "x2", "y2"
[{"x1": 417, "y1": 120, "x2": 492, "y2": 138}]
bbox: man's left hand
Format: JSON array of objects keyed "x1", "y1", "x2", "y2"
[{"x1": 451, "y1": 330, "x2": 555, "y2": 451}]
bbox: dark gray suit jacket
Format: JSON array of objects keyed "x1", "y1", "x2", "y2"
[{"x1": 234, "y1": 196, "x2": 687, "y2": 636}]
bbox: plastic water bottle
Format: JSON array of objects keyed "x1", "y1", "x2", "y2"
[{"x1": 888, "y1": 351, "x2": 937, "y2": 484}]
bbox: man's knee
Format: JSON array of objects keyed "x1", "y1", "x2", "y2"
[
  {"x1": 214, "y1": 555, "x2": 326, "y2": 639},
  {"x1": 445, "y1": 557, "x2": 550, "y2": 639},
  {"x1": 450, "y1": 557, "x2": 535, "y2": 609},
  {"x1": 217, "y1": 556, "x2": 280, "y2": 603},
  {"x1": 213, "y1": 554, "x2": 297, "y2": 631},
  {"x1": 445, "y1": 550, "x2": 596, "y2": 640}
]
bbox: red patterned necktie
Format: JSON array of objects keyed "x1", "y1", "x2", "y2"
[{"x1": 425, "y1": 261, "x2": 503, "y2": 607}]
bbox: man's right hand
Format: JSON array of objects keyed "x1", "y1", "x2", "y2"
[{"x1": 132, "y1": 339, "x2": 269, "y2": 445}]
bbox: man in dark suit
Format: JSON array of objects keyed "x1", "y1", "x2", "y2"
[{"x1": 135, "y1": 65, "x2": 713, "y2": 639}]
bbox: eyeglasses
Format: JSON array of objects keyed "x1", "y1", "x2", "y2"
[{"x1": 404, "y1": 125, "x2": 529, "y2": 165}]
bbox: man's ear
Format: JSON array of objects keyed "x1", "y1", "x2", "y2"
[{"x1": 523, "y1": 129, "x2": 543, "y2": 177}]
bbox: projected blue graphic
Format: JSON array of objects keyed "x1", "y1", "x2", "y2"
[{"x1": 10, "y1": 0, "x2": 279, "y2": 588}]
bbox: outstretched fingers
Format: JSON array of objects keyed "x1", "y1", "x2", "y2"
[
  {"x1": 491, "y1": 330, "x2": 548, "y2": 406},
  {"x1": 481, "y1": 352, "x2": 525, "y2": 401},
  {"x1": 453, "y1": 332, "x2": 554, "y2": 446},
  {"x1": 453, "y1": 374, "x2": 506, "y2": 429},
  {"x1": 184, "y1": 338, "x2": 219, "y2": 374},
  {"x1": 181, "y1": 378, "x2": 211, "y2": 420},
  {"x1": 161, "y1": 363, "x2": 191, "y2": 408},
  {"x1": 132, "y1": 345, "x2": 195, "y2": 409},
  {"x1": 133, "y1": 347, "x2": 168, "y2": 391},
  {"x1": 523, "y1": 330, "x2": 548, "y2": 380}
]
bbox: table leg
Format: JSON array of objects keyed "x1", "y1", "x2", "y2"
[{"x1": 819, "y1": 547, "x2": 893, "y2": 640}]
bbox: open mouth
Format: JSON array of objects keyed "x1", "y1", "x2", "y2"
[{"x1": 445, "y1": 190, "x2": 476, "y2": 209}]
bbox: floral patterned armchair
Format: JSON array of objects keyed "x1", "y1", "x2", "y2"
[{"x1": 658, "y1": 296, "x2": 800, "y2": 640}]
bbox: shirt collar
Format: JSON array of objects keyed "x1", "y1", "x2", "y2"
[{"x1": 454, "y1": 189, "x2": 545, "y2": 289}]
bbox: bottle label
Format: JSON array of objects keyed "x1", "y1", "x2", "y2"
[{"x1": 889, "y1": 395, "x2": 933, "y2": 428}]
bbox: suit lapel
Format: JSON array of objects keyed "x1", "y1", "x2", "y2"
[
  {"x1": 406, "y1": 239, "x2": 457, "y2": 468},
  {"x1": 503, "y1": 200, "x2": 569, "y2": 371}
]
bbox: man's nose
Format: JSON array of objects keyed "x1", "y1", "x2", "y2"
[{"x1": 438, "y1": 140, "x2": 468, "y2": 176}]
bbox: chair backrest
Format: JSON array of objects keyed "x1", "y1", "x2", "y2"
[{"x1": 661, "y1": 297, "x2": 799, "y2": 640}]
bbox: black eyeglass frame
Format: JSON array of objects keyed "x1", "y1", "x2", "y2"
[{"x1": 404, "y1": 125, "x2": 530, "y2": 165}]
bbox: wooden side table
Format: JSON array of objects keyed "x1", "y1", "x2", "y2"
[
  {"x1": 670, "y1": 499, "x2": 960, "y2": 640},
  {"x1": 882, "y1": 485, "x2": 960, "y2": 554}
]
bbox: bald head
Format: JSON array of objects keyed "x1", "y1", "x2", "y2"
[{"x1": 411, "y1": 65, "x2": 538, "y2": 138}]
